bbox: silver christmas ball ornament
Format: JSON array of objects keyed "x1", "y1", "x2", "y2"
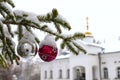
[{"x1": 17, "y1": 31, "x2": 37, "y2": 58}]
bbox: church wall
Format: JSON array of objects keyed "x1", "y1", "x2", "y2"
[
  {"x1": 86, "y1": 45, "x2": 103, "y2": 54},
  {"x1": 40, "y1": 58, "x2": 69, "y2": 80},
  {"x1": 70, "y1": 54, "x2": 100, "y2": 80},
  {"x1": 39, "y1": 46, "x2": 120, "y2": 80},
  {"x1": 70, "y1": 54, "x2": 99, "y2": 67},
  {"x1": 101, "y1": 52, "x2": 120, "y2": 80}
]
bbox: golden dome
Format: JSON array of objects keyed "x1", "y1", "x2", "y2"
[{"x1": 84, "y1": 31, "x2": 93, "y2": 37}]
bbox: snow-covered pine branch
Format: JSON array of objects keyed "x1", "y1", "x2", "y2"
[{"x1": 0, "y1": 0, "x2": 86, "y2": 68}]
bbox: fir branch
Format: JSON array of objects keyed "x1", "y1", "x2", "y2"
[
  {"x1": 0, "y1": 0, "x2": 15, "y2": 8},
  {"x1": 37, "y1": 8, "x2": 71, "y2": 30},
  {"x1": 54, "y1": 17, "x2": 71, "y2": 30},
  {"x1": 2, "y1": 37, "x2": 15, "y2": 64},
  {"x1": 41, "y1": 25, "x2": 48, "y2": 30},
  {"x1": 6, "y1": 37, "x2": 15, "y2": 54},
  {"x1": 15, "y1": 57, "x2": 19, "y2": 65},
  {"x1": 0, "y1": 20, "x2": 16, "y2": 65},
  {"x1": 2, "y1": 18, "x2": 65, "y2": 39},
  {"x1": 0, "y1": 2, "x2": 15, "y2": 21},
  {"x1": 3, "y1": 9, "x2": 71, "y2": 40},
  {"x1": 0, "y1": 20, "x2": 6, "y2": 45},
  {"x1": 52, "y1": 8, "x2": 58, "y2": 19},
  {"x1": 6, "y1": 50, "x2": 13, "y2": 64},
  {"x1": 72, "y1": 32, "x2": 85, "y2": 39},
  {"x1": 6, "y1": 0, "x2": 15, "y2": 8},
  {"x1": 6, "y1": 24, "x2": 14, "y2": 37},
  {"x1": 17, "y1": 25, "x2": 23, "y2": 40},
  {"x1": 66, "y1": 32, "x2": 85, "y2": 40},
  {"x1": 24, "y1": 25, "x2": 31, "y2": 31},
  {"x1": 2, "y1": 19, "x2": 86, "y2": 55},
  {"x1": 0, "y1": 9, "x2": 6, "y2": 18},
  {"x1": 37, "y1": 13, "x2": 52, "y2": 22},
  {"x1": 0, "y1": 54, "x2": 8, "y2": 68},
  {"x1": 54, "y1": 22, "x2": 61, "y2": 33},
  {"x1": 35, "y1": 37, "x2": 40, "y2": 44},
  {"x1": 66, "y1": 42, "x2": 78, "y2": 55},
  {"x1": 72, "y1": 41, "x2": 86, "y2": 54},
  {"x1": 4, "y1": 49, "x2": 7, "y2": 59},
  {"x1": 55, "y1": 36, "x2": 60, "y2": 41},
  {"x1": 60, "y1": 40, "x2": 66, "y2": 49}
]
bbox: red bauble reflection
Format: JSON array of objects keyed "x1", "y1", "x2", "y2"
[{"x1": 38, "y1": 45, "x2": 58, "y2": 62}]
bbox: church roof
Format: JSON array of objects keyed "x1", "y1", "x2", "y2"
[{"x1": 56, "y1": 53, "x2": 70, "y2": 59}]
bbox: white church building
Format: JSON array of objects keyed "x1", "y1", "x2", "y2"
[{"x1": 39, "y1": 18, "x2": 120, "y2": 80}]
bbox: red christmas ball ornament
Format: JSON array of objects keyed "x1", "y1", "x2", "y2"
[
  {"x1": 38, "y1": 35, "x2": 58, "y2": 62},
  {"x1": 38, "y1": 45, "x2": 57, "y2": 62}
]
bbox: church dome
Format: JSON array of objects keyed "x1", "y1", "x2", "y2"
[{"x1": 84, "y1": 31, "x2": 93, "y2": 37}]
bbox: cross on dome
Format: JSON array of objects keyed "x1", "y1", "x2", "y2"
[{"x1": 84, "y1": 17, "x2": 93, "y2": 37}]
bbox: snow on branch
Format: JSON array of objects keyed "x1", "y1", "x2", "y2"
[
  {"x1": 0, "y1": 2, "x2": 15, "y2": 21},
  {"x1": 14, "y1": 10, "x2": 40, "y2": 25}
]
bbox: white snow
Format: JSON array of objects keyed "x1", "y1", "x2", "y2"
[
  {"x1": 20, "y1": 31, "x2": 35, "y2": 43},
  {"x1": 0, "y1": 2, "x2": 15, "y2": 19},
  {"x1": 4, "y1": 26, "x2": 11, "y2": 38},
  {"x1": 56, "y1": 53, "x2": 70, "y2": 59},
  {"x1": 14, "y1": 10, "x2": 40, "y2": 25},
  {"x1": 39, "y1": 34, "x2": 57, "y2": 48},
  {"x1": 55, "y1": 14, "x2": 69, "y2": 24},
  {"x1": 0, "y1": 39, "x2": 2, "y2": 54},
  {"x1": 0, "y1": 24, "x2": 15, "y2": 53},
  {"x1": 0, "y1": 20, "x2": 3, "y2": 26},
  {"x1": 0, "y1": 20, "x2": 12, "y2": 38}
]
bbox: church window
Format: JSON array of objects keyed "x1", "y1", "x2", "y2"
[
  {"x1": 59, "y1": 69, "x2": 62, "y2": 78},
  {"x1": 67, "y1": 69, "x2": 70, "y2": 79},
  {"x1": 103, "y1": 67, "x2": 108, "y2": 79},
  {"x1": 45, "y1": 70, "x2": 47, "y2": 79},
  {"x1": 50, "y1": 70, "x2": 53, "y2": 79},
  {"x1": 117, "y1": 67, "x2": 120, "y2": 78},
  {"x1": 76, "y1": 69, "x2": 80, "y2": 80}
]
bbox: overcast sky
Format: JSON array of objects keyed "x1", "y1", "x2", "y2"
[{"x1": 13, "y1": 0, "x2": 120, "y2": 52}]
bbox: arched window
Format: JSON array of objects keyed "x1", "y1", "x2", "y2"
[
  {"x1": 117, "y1": 67, "x2": 120, "y2": 78},
  {"x1": 67, "y1": 69, "x2": 70, "y2": 79},
  {"x1": 76, "y1": 69, "x2": 80, "y2": 80},
  {"x1": 103, "y1": 67, "x2": 108, "y2": 79},
  {"x1": 45, "y1": 70, "x2": 47, "y2": 79},
  {"x1": 59, "y1": 69, "x2": 62, "y2": 79},
  {"x1": 50, "y1": 70, "x2": 53, "y2": 79}
]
